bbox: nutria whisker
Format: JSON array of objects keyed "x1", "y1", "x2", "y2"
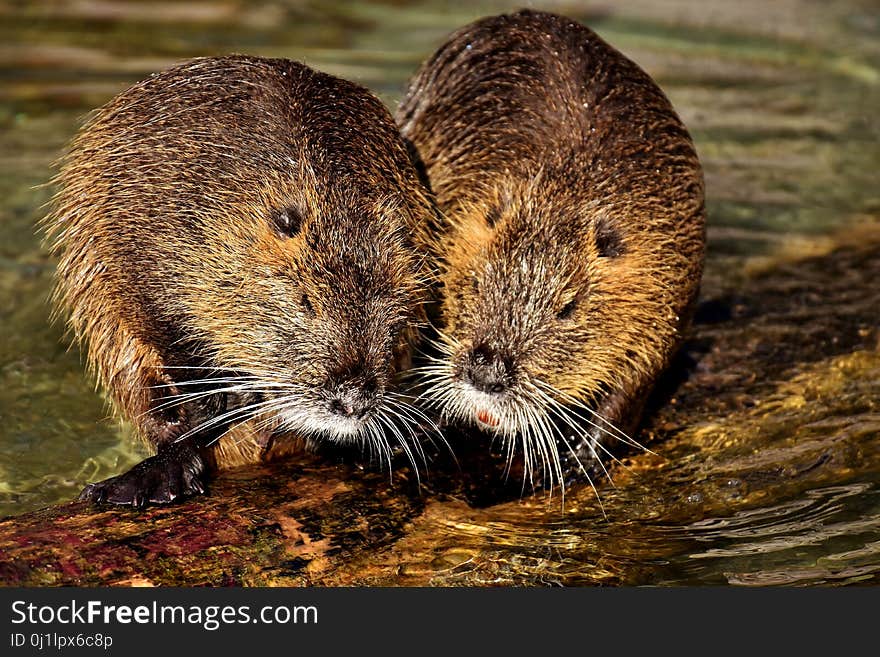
[
  {"x1": 529, "y1": 382, "x2": 632, "y2": 468},
  {"x1": 146, "y1": 380, "x2": 280, "y2": 410},
  {"x1": 529, "y1": 395, "x2": 609, "y2": 515},
  {"x1": 530, "y1": 399, "x2": 565, "y2": 490},
  {"x1": 547, "y1": 403, "x2": 629, "y2": 475},
  {"x1": 385, "y1": 391, "x2": 441, "y2": 428},
  {"x1": 412, "y1": 377, "x2": 457, "y2": 408},
  {"x1": 533, "y1": 380, "x2": 634, "y2": 446},
  {"x1": 366, "y1": 416, "x2": 394, "y2": 478},
  {"x1": 515, "y1": 405, "x2": 540, "y2": 492},
  {"x1": 151, "y1": 365, "x2": 240, "y2": 371},
  {"x1": 530, "y1": 386, "x2": 642, "y2": 501},
  {"x1": 406, "y1": 362, "x2": 455, "y2": 374},
  {"x1": 518, "y1": 387, "x2": 565, "y2": 488},
  {"x1": 374, "y1": 411, "x2": 421, "y2": 484},
  {"x1": 379, "y1": 400, "x2": 427, "y2": 466},
  {"x1": 427, "y1": 327, "x2": 462, "y2": 354},
  {"x1": 520, "y1": 411, "x2": 549, "y2": 495},
  {"x1": 178, "y1": 395, "x2": 292, "y2": 446},
  {"x1": 383, "y1": 393, "x2": 452, "y2": 460},
  {"x1": 147, "y1": 376, "x2": 262, "y2": 389},
  {"x1": 535, "y1": 381, "x2": 657, "y2": 456}
]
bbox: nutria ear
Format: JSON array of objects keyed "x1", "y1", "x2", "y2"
[
  {"x1": 594, "y1": 216, "x2": 624, "y2": 258},
  {"x1": 271, "y1": 205, "x2": 303, "y2": 237}
]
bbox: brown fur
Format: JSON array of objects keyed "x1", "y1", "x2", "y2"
[
  {"x1": 43, "y1": 55, "x2": 437, "y2": 480},
  {"x1": 397, "y1": 11, "x2": 706, "y2": 482}
]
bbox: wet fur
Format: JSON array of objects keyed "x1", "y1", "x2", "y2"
[
  {"x1": 397, "y1": 11, "x2": 706, "y2": 486},
  {"x1": 43, "y1": 56, "x2": 438, "y2": 495}
]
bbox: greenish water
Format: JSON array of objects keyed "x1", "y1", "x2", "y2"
[{"x1": 0, "y1": 0, "x2": 878, "y2": 585}]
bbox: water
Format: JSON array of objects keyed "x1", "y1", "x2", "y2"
[{"x1": 0, "y1": 0, "x2": 878, "y2": 586}]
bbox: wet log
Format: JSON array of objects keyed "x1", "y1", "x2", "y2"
[{"x1": 0, "y1": 455, "x2": 431, "y2": 586}]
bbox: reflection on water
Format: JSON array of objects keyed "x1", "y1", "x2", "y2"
[
  {"x1": 666, "y1": 484, "x2": 880, "y2": 585},
  {"x1": 0, "y1": 0, "x2": 878, "y2": 585}
]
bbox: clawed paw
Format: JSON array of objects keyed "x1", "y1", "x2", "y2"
[{"x1": 77, "y1": 442, "x2": 207, "y2": 508}]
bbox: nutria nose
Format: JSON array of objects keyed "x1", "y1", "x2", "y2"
[
  {"x1": 327, "y1": 365, "x2": 379, "y2": 420},
  {"x1": 329, "y1": 393, "x2": 372, "y2": 420},
  {"x1": 464, "y1": 343, "x2": 510, "y2": 395}
]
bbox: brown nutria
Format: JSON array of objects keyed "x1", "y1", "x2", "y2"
[
  {"x1": 43, "y1": 55, "x2": 439, "y2": 507},
  {"x1": 397, "y1": 10, "x2": 706, "y2": 489}
]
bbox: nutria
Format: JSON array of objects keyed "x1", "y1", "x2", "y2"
[
  {"x1": 43, "y1": 55, "x2": 438, "y2": 507},
  {"x1": 397, "y1": 10, "x2": 706, "y2": 488}
]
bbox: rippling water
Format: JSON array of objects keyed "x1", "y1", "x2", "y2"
[{"x1": 0, "y1": 0, "x2": 877, "y2": 586}]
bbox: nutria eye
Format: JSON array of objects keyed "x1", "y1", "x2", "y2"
[
  {"x1": 557, "y1": 298, "x2": 578, "y2": 320},
  {"x1": 301, "y1": 293, "x2": 314, "y2": 316},
  {"x1": 272, "y1": 206, "x2": 303, "y2": 238}
]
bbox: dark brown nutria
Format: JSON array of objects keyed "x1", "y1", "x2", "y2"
[
  {"x1": 43, "y1": 55, "x2": 439, "y2": 507},
  {"x1": 397, "y1": 10, "x2": 706, "y2": 489}
]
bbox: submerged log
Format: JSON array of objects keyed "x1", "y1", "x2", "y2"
[{"x1": 1, "y1": 234, "x2": 879, "y2": 586}]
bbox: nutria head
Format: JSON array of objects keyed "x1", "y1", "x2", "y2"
[
  {"x1": 188, "y1": 171, "x2": 424, "y2": 443},
  {"x1": 425, "y1": 170, "x2": 700, "y2": 446},
  {"x1": 44, "y1": 56, "x2": 436, "y2": 454}
]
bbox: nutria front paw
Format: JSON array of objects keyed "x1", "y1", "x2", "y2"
[{"x1": 78, "y1": 442, "x2": 206, "y2": 508}]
